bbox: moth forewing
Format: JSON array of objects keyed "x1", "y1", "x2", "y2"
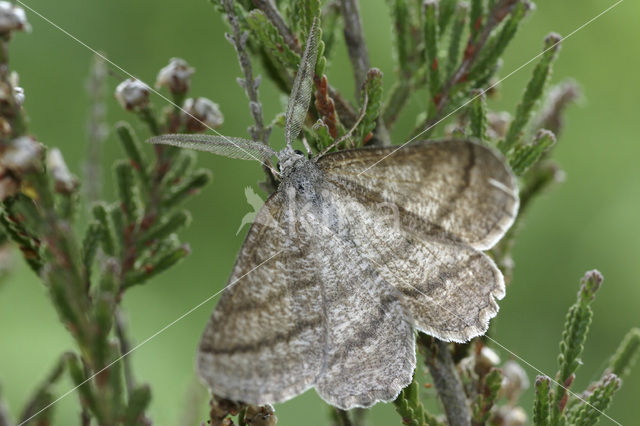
[
  {"x1": 317, "y1": 138, "x2": 519, "y2": 251},
  {"x1": 148, "y1": 134, "x2": 276, "y2": 162}
]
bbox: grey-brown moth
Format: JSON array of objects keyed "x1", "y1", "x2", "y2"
[{"x1": 150, "y1": 18, "x2": 519, "y2": 409}]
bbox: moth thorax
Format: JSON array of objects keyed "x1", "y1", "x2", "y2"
[{"x1": 277, "y1": 146, "x2": 308, "y2": 177}]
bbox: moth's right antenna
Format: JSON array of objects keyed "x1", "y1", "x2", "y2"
[
  {"x1": 149, "y1": 134, "x2": 276, "y2": 163},
  {"x1": 284, "y1": 17, "x2": 320, "y2": 150}
]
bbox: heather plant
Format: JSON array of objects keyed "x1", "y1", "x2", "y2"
[{"x1": 0, "y1": 1, "x2": 637, "y2": 426}]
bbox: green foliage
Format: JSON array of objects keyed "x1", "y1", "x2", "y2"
[
  {"x1": 606, "y1": 328, "x2": 640, "y2": 380},
  {"x1": 0, "y1": 198, "x2": 42, "y2": 273},
  {"x1": 19, "y1": 353, "x2": 71, "y2": 425},
  {"x1": 357, "y1": 68, "x2": 384, "y2": 145},
  {"x1": 123, "y1": 385, "x2": 152, "y2": 426},
  {"x1": 294, "y1": 0, "x2": 321, "y2": 43},
  {"x1": 139, "y1": 210, "x2": 191, "y2": 247},
  {"x1": 382, "y1": 0, "x2": 417, "y2": 128},
  {"x1": 393, "y1": 375, "x2": 442, "y2": 426},
  {"x1": 246, "y1": 10, "x2": 300, "y2": 70},
  {"x1": 320, "y1": 2, "x2": 341, "y2": 60},
  {"x1": 566, "y1": 374, "x2": 620, "y2": 426},
  {"x1": 551, "y1": 270, "x2": 602, "y2": 423},
  {"x1": 500, "y1": 33, "x2": 562, "y2": 154},
  {"x1": 116, "y1": 121, "x2": 150, "y2": 189},
  {"x1": 115, "y1": 160, "x2": 142, "y2": 225},
  {"x1": 0, "y1": 23, "x2": 208, "y2": 423},
  {"x1": 469, "y1": 90, "x2": 488, "y2": 141},
  {"x1": 82, "y1": 221, "x2": 102, "y2": 281},
  {"x1": 315, "y1": 31, "x2": 327, "y2": 77},
  {"x1": 468, "y1": 1, "x2": 531, "y2": 84},
  {"x1": 533, "y1": 375, "x2": 551, "y2": 426},
  {"x1": 526, "y1": 269, "x2": 638, "y2": 426},
  {"x1": 438, "y1": 0, "x2": 458, "y2": 34},
  {"x1": 558, "y1": 271, "x2": 602, "y2": 386},
  {"x1": 510, "y1": 129, "x2": 556, "y2": 176},
  {"x1": 92, "y1": 203, "x2": 117, "y2": 256},
  {"x1": 161, "y1": 169, "x2": 212, "y2": 208},
  {"x1": 388, "y1": 0, "x2": 412, "y2": 76},
  {"x1": 162, "y1": 149, "x2": 197, "y2": 187},
  {"x1": 123, "y1": 243, "x2": 190, "y2": 289},
  {"x1": 469, "y1": 0, "x2": 484, "y2": 41},
  {"x1": 446, "y1": 4, "x2": 468, "y2": 77},
  {"x1": 471, "y1": 368, "x2": 502, "y2": 424},
  {"x1": 423, "y1": 1, "x2": 440, "y2": 114},
  {"x1": 67, "y1": 353, "x2": 104, "y2": 423}
]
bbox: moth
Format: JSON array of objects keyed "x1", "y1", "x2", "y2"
[{"x1": 150, "y1": 18, "x2": 518, "y2": 409}]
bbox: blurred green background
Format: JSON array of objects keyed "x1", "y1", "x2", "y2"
[{"x1": 1, "y1": 0, "x2": 638, "y2": 424}]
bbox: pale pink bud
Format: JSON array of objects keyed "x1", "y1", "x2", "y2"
[
  {"x1": 0, "y1": 1, "x2": 30, "y2": 34},
  {"x1": 47, "y1": 148, "x2": 77, "y2": 193},
  {"x1": 182, "y1": 97, "x2": 223, "y2": 132},
  {"x1": 156, "y1": 58, "x2": 194, "y2": 95},
  {"x1": 115, "y1": 78, "x2": 150, "y2": 111},
  {"x1": 501, "y1": 360, "x2": 530, "y2": 402},
  {"x1": 1, "y1": 136, "x2": 42, "y2": 173}
]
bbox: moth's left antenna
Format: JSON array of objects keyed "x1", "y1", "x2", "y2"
[
  {"x1": 148, "y1": 134, "x2": 276, "y2": 162},
  {"x1": 284, "y1": 17, "x2": 320, "y2": 150}
]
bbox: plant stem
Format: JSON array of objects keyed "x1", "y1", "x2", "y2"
[
  {"x1": 115, "y1": 309, "x2": 136, "y2": 396},
  {"x1": 84, "y1": 53, "x2": 108, "y2": 205},
  {"x1": 0, "y1": 394, "x2": 10, "y2": 426},
  {"x1": 252, "y1": 0, "x2": 300, "y2": 53},
  {"x1": 331, "y1": 407, "x2": 353, "y2": 426},
  {"x1": 338, "y1": 0, "x2": 370, "y2": 98},
  {"x1": 339, "y1": 0, "x2": 390, "y2": 145},
  {"x1": 221, "y1": 0, "x2": 276, "y2": 190},
  {"x1": 419, "y1": 335, "x2": 471, "y2": 426}
]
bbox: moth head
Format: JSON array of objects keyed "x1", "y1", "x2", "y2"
[{"x1": 277, "y1": 146, "x2": 307, "y2": 176}]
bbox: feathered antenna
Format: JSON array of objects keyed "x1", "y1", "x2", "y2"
[
  {"x1": 149, "y1": 18, "x2": 320, "y2": 175},
  {"x1": 284, "y1": 17, "x2": 320, "y2": 150},
  {"x1": 148, "y1": 134, "x2": 276, "y2": 163}
]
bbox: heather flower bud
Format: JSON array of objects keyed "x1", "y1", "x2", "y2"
[
  {"x1": 156, "y1": 58, "x2": 194, "y2": 95},
  {"x1": 475, "y1": 346, "x2": 501, "y2": 376},
  {"x1": 1, "y1": 136, "x2": 42, "y2": 173},
  {"x1": 0, "y1": 1, "x2": 30, "y2": 35},
  {"x1": 47, "y1": 148, "x2": 78, "y2": 194},
  {"x1": 8, "y1": 72, "x2": 24, "y2": 106},
  {"x1": 487, "y1": 112, "x2": 511, "y2": 139},
  {"x1": 182, "y1": 97, "x2": 223, "y2": 132},
  {"x1": 115, "y1": 78, "x2": 150, "y2": 111},
  {"x1": 501, "y1": 360, "x2": 530, "y2": 402},
  {"x1": 13, "y1": 86, "x2": 24, "y2": 106},
  {"x1": 244, "y1": 405, "x2": 277, "y2": 426},
  {"x1": 495, "y1": 406, "x2": 527, "y2": 426}
]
